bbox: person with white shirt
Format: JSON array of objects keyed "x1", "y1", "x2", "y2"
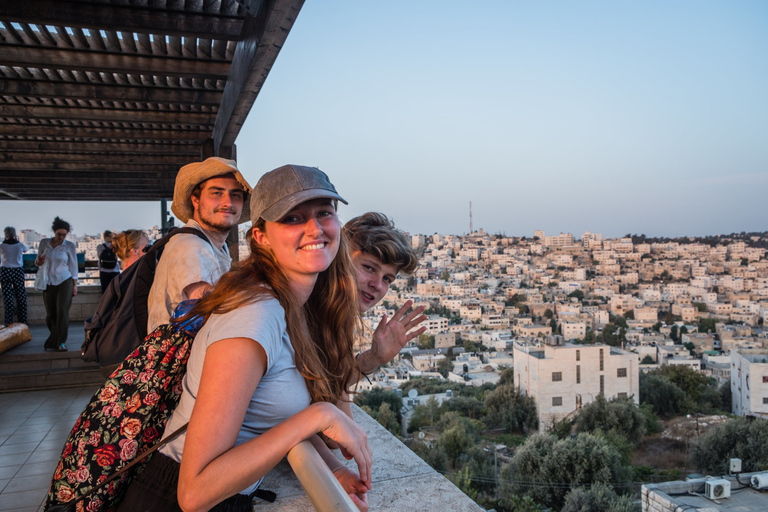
[
  {"x1": 0, "y1": 226, "x2": 29, "y2": 325},
  {"x1": 146, "y1": 157, "x2": 251, "y2": 332},
  {"x1": 35, "y1": 216, "x2": 78, "y2": 351}
]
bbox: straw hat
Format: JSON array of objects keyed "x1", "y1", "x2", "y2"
[{"x1": 171, "y1": 157, "x2": 252, "y2": 224}]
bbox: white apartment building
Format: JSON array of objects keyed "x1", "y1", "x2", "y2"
[
  {"x1": 422, "y1": 315, "x2": 449, "y2": 334},
  {"x1": 561, "y1": 321, "x2": 586, "y2": 340},
  {"x1": 514, "y1": 341, "x2": 639, "y2": 431},
  {"x1": 731, "y1": 349, "x2": 768, "y2": 420},
  {"x1": 544, "y1": 233, "x2": 574, "y2": 248}
]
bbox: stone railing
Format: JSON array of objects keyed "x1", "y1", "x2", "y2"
[
  {"x1": 0, "y1": 285, "x2": 102, "y2": 325},
  {"x1": 254, "y1": 405, "x2": 484, "y2": 511}
]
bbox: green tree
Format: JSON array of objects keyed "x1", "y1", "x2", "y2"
[
  {"x1": 437, "y1": 356, "x2": 453, "y2": 378},
  {"x1": 441, "y1": 269, "x2": 451, "y2": 281},
  {"x1": 574, "y1": 395, "x2": 647, "y2": 446},
  {"x1": 640, "y1": 355, "x2": 655, "y2": 365},
  {"x1": 623, "y1": 310, "x2": 635, "y2": 320},
  {"x1": 353, "y1": 388, "x2": 403, "y2": 423},
  {"x1": 407, "y1": 396, "x2": 446, "y2": 433},
  {"x1": 483, "y1": 384, "x2": 538, "y2": 433},
  {"x1": 561, "y1": 483, "x2": 640, "y2": 512},
  {"x1": 408, "y1": 438, "x2": 447, "y2": 472},
  {"x1": 544, "y1": 309, "x2": 554, "y2": 319},
  {"x1": 374, "y1": 401, "x2": 400, "y2": 435},
  {"x1": 692, "y1": 302, "x2": 707, "y2": 313},
  {"x1": 698, "y1": 317, "x2": 718, "y2": 334},
  {"x1": 418, "y1": 334, "x2": 435, "y2": 349},
  {"x1": 670, "y1": 324, "x2": 679, "y2": 342},
  {"x1": 501, "y1": 433, "x2": 633, "y2": 510},
  {"x1": 567, "y1": 289, "x2": 584, "y2": 300},
  {"x1": 690, "y1": 418, "x2": 768, "y2": 474},
  {"x1": 639, "y1": 374, "x2": 688, "y2": 417},
  {"x1": 652, "y1": 322, "x2": 662, "y2": 332}
]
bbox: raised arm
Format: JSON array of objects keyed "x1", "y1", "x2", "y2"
[
  {"x1": 356, "y1": 300, "x2": 427, "y2": 375},
  {"x1": 177, "y1": 337, "x2": 372, "y2": 512}
]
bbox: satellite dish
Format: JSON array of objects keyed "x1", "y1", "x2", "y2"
[{"x1": 408, "y1": 389, "x2": 418, "y2": 398}]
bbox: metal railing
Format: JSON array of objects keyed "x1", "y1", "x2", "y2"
[{"x1": 286, "y1": 440, "x2": 357, "y2": 512}]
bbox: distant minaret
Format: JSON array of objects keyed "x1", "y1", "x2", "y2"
[{"x1": 469, "y1": 201, "x2": 473, "y2": 234}]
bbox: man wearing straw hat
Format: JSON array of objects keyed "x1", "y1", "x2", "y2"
[{"x1": 147, "y1": 157, "x2": 251, "y2": 332}]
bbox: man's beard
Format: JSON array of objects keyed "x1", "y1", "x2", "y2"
[{"x1": 198, "y1": 208, "x2": 238, "y2": 233}]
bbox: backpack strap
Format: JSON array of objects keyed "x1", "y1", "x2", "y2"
[{"x1": 78, "y1": 422, "x2": 189, "y2": 501}]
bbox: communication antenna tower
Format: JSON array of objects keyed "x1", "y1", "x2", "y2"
[{"x1": 469, "y1": 201, "x2": 473, "y2": 234}]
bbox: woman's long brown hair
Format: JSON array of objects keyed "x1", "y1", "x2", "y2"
[{"x1": 178, "y1": 219, "x2": 360, "y2": 404}]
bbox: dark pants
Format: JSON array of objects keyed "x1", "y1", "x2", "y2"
[
  {"x1": 118, "y1": 453, "x2": 256, "y2": 512},
  {"x1": 0, "y1": 267, "x2": 27, "y2": 324},
  {"x1": 42, "y1": 277, "x2": 74, "y2": 349},
  {"x1": 100, "y1": 271, "x2": 118, "y2": 292}
]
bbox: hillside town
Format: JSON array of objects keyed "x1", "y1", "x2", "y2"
[
  {"x1": 15, "y1": 225, "x2": 768, "y2": 430},
  {"x1": 354, "y1": 228, "x2": 768, "y2": 430}
]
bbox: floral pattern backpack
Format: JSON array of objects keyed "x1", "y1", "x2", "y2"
[{"x1": 43, "y1": 304, "x2": 202, "y2": 512}]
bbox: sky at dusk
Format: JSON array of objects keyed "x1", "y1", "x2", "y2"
[{"x1": 3, "y1": 1, "x2": 767, "y2": 239}]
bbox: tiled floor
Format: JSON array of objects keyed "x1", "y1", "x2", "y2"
[{"x1": 0, "y1": 386, "x2": 97, "y2": 512}]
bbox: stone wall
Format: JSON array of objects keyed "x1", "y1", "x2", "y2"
[{"x1": 0, "y1": 285, "x2": 102, "y2": 325}]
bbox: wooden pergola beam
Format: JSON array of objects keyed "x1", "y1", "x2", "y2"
[
  {"x1": 0, "y1": 1, "x2": 244, "y2": 40},
  {"x1": 0, "y1": 104, "x2": 217, "y2": 125},
  {"x1": 0, "y1": 124, "x2": 209, "y2": 140},
  {"x1": 214, "y1": 0, "x2": 305, "y2": 151},
  {"x1": 0, "y1": 152, "x2": 188, "y2": 165},
  {"x1": 0, "y1": 78, "x2": 223, "y2": 105},
  {"x1": 0, "y1": 46, "x2": 231, "y2": 80},
  {"x1": 0, "y1": 140, "x2": 200, "y2": 154}
]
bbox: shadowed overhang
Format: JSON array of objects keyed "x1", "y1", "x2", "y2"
[{"x1": 0, "y1": 0, "x2": 305, "y2": 201}]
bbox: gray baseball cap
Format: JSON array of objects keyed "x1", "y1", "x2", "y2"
[{"x1": 250, "y1": 165, "x2": 347, "y2": 223}]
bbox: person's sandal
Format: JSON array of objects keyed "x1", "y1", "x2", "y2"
[{"x1": 58, "y1": 344, "x2": 68, "y2": 351}]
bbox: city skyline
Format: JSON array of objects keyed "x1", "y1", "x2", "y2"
[{"x1": 2, "y1": 1, "x2": 766, "y2": 238}]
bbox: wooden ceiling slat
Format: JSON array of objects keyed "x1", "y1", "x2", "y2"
[
  {"x1": 19, "y1": 23, "x2": 41, "y2": 45},
  {"x1": 0, "y1": 46, "x2": 231, "y2": 79},
  {"x1": 0, "y1": 152, "x2": 191, "y2": 164},
  {"x1": 38, "y1": 25, "x2": 58, "y2": 46},
  {"x1": 54, "y1": 26, "x2": 75, "y2": 47},
  {"x1": 136, "y1": 32, "x2": 153, "y2": 53},
  {"x1": 0, "y1": 123, "x2": 209, "y2": 140},
  {"x1": 0, "y1": 104, "x2": 217, "y2": 125},
  {"x1": 0, "y1": 170, "x2": 179, "y2": 180},
  {"x1": 0, "y1": 22, "x2": 26, "y2": 44},
  {"x1": 0, "y1": 161, "x2": 187, "y2": 172},
  {"x1": 69, "y1": 27, "x2": 90, "y2": 48},
  {"x1": 0, "y1": 1, "x2": 243, "y2": 40},
  {"x1": 0, "y1": 140, "x2": 199, "y2": 154}
]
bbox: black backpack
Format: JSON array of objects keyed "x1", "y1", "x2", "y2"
[
  {"x1": 98, "y1": 244, "x2": 118, "y2": 270},
  {"x1": 81, "y1": 227, "x2": 210, "y2": 367}
]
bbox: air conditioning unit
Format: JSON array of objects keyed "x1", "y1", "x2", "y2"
[{"x1": 704, "y1": 478, "x2": 731, "y2": 500}]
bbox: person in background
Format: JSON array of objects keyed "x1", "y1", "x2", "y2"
[
  {"x1": 97, "y1": 230, "x2": 119, "y2": 292},
  {"x1": 0, "y1": 226, "x2": 29, "y2": 325},
  {"x1": 111, "y1": 229, "x2": 149, "y2": 270},
  {"x1": 36, "y1": 217, "x2": 78, "y2": 352},
  {"x1": 117, "y1": 165, "x2": 371, "y2": 511}
]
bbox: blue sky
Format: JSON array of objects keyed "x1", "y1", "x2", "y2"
[{"x1": 4, "y1": 1, "x2": 767, "y2": 239}]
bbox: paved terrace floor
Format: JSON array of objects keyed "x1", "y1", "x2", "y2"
[{"x1": 1, "y1": 326, "x2": 483, "y2": 511}]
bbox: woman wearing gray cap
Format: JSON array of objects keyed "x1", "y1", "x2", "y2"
[{"x1": 118, "y1": 165, "x2": 371, "y2": 512}]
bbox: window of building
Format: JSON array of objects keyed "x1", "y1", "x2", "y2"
[
  {"x1": 553, "y1": 396, "x2": 563, "y2": 406},
  {"x1": 552, "y1": 372, "x2": 562, "y2": 382},
  {"x1": 599, "y1": 348, "x2": 604, "y2": 371},
  {"x1": 764, "y1": 397, "x2": 768, "y2": 405},
  {"x1": 600, "y1": 375, "x2": 604, "y2": 395},
  {"x1": 576, "y1": 365, "x2": 581, "y2": 384},
  {"x1": 617, "y1": 392, "x2": 627, "y2": 400},
  {"x1": 763, "y1": 376, "x2": 768, "y2": 384},
  {"x1": 576, "y1": 349, "x2": 580, "y2": 361},
  {"x1": 617, "y1": 368, "x2": 627, "y2": 378}
]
